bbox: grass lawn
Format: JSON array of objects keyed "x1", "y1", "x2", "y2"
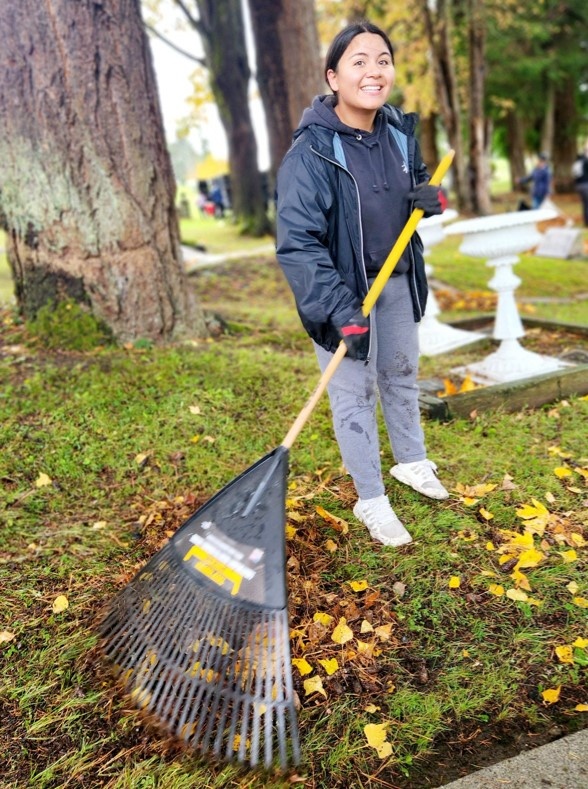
[{"x1": 1, "y1": 197, "x2": 587, "y2": 788}]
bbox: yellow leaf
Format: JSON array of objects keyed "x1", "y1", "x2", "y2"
[
  {"x1": 516, "y1": 499, "x2": 549, "y2": 519},
  {"x1": 52, "y1": 595, "x2": 69, "y2": 614},
  {"x1": 479, "y1": 507, "x2": 494, "y2": 521},
  {"x1": 315, "y1": 505, "x2": 349, "y2": 534},
  {"x1": 515, "y1": 548, "x2": 545, "y2": 569},
  {"x1": 303, "y1": 676, "x2": 326, "y2": 697},
  {"x1": 331, "y1": 617, "x2": 354, "y2": 645},
  {"x1": 554, "y1": 466, "x2": 572, "y2": 478},
  {"x1": 348, "y1": 580, "x2": 369, "y2": 592},
  {"x1": 561, "y1": 550, "x2": 577, "y2": 563},
  {"x1": 356, "y1": 640, "x2": 375, "y2": 657},
  {"x1": 374, "y1": 624, "x2": 393, "y2": 642},
  {"x1": 313, "y1": 612, "x2": 333, "y2": 627},
  {"x1": 488, "y1": 584, "x2": 505, "y2": 596},
  {"x1": 364, "y1": 722, "x2": 392, "y2": 758},
  {"x1": 134, "y1": 452, "x2": 150, "y2": 465},
  {"x1": 318, "y1": 658, "x2": 339, "y2": 676},
  {"x1": 189, "y1": 405, "x2": 201, "y2": 415},
  {"x1": 459, "y1": 375, "x2": 477, "y2": 392},
  {"x1": 364, "y1": 703, "x2": 380, "y2": 713},
  {"x1": 574, "y1": 466, "x2": 588, "y2": 479},
  {"x1": 486, "y1": 541, "x2": 496, "y2": 551},
  {"x1": 506, "y1": 588, "x2": 528, "y2": 602},
  {"x1": 575, "y1": 704, "x2": 588, "y2": 712},
  {"x1": 292, "y1": 658, "x2": 313, "y2": 676},
  {"x1": 570, "y1": 533, "x2": 587, "y2": 548},
  {"x1": 361, "y1": 620, "x2": 374, "y2": 633},
  {"x1": 462, "y1": 497, "x2": 479, "y2": 506},
  {"x1": 285, "y1": 525, "x2": 297, "y2": 540},
  {"x1": 448, "y1": 576, "x2": 461, "y2": 589},
  {"x1": 325, "y1": 539, "x2": 338, "y2": 553},
  {"x1": 511, "y1": 568, "x2": 532, "y2": 591},
  {"x1": 541, "y1": 686, "x2": 561, "y2": 704},
  {"x1": 0, "y1": 631, "x2": 16, "y2": 644},
  {"x1": 35, "y1": 472, "x2": 52, "y2": 488},
  {"x1": 572, "y1": 597, "x2": 588, "y2": 608},
  {"x1": 499, "y1": 554, "x2": 516, "y2": 565},
  {"x1": 555, "y1": 645, "x2": 574, "y2": 664},
  {"x1": 566, "y1": 581, "x2": 579, "y2": 595},
  {"x1": 572, "y1": 638, "x2": 588, "y2": 649}
]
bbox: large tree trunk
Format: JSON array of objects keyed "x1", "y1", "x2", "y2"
[
  {"x1": 467, "y1": 0, "x2": 491, "y2": 215},
  {"x1": 181, "y1": 0, "x2": 270, "y2": 236},
  {"x1": 0, "y1": 0, "x2": 205, "y2": 343},
  {"x1": 420, "y1": 0, "x2": 470, "y2": 210},
  {"x1": 248, "y1": 0, "x2": 323, "y2": 185},
  {"x1": 505, "y1": 109, "x2": 526, "y2": 190}
]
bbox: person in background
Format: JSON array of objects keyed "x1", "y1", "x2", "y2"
[
  {"x1": 275, "y1": 20, "x2": 449, "y2": 549},
  {"x1": 572, "y1": 141, "x2": 588, "y2": 227},
  {"x1": 519, "y1": 153, "x2": 552, "y2": 209}
]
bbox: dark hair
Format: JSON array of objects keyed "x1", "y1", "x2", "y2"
[{"x1": 324, "y1": 20, "x2": 395, "y2": 86}]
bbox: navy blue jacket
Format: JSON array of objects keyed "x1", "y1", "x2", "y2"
[{"x1": 276, "y1": 99, "x2": 430, "y2": 360}]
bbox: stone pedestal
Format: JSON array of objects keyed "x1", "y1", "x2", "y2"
[
  {"x1": 418, "y1": 209, "x2": 486, "y2": 356},
  {"x1": 444, "y1": 208, "x2": 572, "y2": 385}
]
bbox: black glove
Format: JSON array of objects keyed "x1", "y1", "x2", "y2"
[
  {"x1": 336, "y1": 309, "x2": 369, "y2": 359},
  {"x1": 407, "y1": 183, "x2": 443, "y2": 215}
]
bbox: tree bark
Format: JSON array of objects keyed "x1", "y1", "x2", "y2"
[
  {"x1": 181, "y1": 0, "x2": 270, "y2": 236},
  {"x1": 0, "y1": 0, "x2": 205, "y2": 343},
  {"x1": 467, "y1": 0, "x2": 491, "y2": 214},
  {"x1": 552, "y1": 76, "x2": 579, "y2": 193},
  {"x1": 420, "y1": 0, "x2": 470, "y2": 210},
  {"x1": 247, "y1": 0, "x2": 322, "y2": 185}
]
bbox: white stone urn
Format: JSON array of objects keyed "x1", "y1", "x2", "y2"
[
  {"x1": 444, "y1": 208, "x2": 571, "y2": 384},
  {"x1": 418, "y1": 209, "x2": 486, "y2": 356}
]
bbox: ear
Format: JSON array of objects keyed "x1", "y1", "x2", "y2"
[{"x1": 326, "y1": 69, "x2": 338, "y2": 93}]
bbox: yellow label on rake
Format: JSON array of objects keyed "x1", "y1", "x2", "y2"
[{"x1": 183, "y1": 544, "x2": 244, "y2": 595}]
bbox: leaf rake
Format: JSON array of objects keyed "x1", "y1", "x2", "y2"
[{"x1": 98, "y1": 151, "x2": 455, "y2": 771}]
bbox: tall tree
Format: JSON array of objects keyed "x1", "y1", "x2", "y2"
[
  {"x1": 247, "y1": 0, "x2": 323, "y2": 184},
  {"x1": 467, "y1": 0, "x2": 491, "y2": 214},
  {"x1": 171, "y1": 0, "x2": 270, "y2": 235},
  {"x1": 0, "y1": 0, "x2": 204, "y2": 343}
]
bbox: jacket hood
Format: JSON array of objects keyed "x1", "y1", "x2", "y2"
[{"x1": 294, "y1": 95, "x2": 418, "y2": 140}]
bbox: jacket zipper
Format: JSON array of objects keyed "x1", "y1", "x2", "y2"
[{"x1": 310, "y1": 145, "x2": 376, "y2": 361}]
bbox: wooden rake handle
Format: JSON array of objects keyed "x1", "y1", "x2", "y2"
[{"x1": 281, "y1": 149, "x2": 455, "y2": 451}]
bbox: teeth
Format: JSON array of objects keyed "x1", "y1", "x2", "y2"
[{"x1": 361, "y1": 86, "x2": 381, "y2": 92}]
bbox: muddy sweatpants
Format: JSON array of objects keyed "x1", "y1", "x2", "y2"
[{"x1": 313, "y1": 273, "x2": 426, "y2": 500}]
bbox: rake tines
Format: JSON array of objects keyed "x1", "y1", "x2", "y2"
[{"x1": 99, "y1": 448, "x2": 300, "y2": 769}]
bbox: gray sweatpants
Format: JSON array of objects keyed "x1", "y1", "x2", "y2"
[{"x1": 314, "y1": 273, "x2": 426, "y2": 500}]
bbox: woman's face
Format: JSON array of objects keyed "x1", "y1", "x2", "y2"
[{"x1": 326, "y1": 32, "x2": 395, "y2": 130}]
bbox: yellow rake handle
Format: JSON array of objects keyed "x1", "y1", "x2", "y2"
[{"x1": 282, "y1": 149, "x2": 455, "y2": 450}]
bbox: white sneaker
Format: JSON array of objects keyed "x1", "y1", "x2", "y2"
[
  {"x1": 390, "y1": 459, "x2": 449, "y2": 500},
  {"x1": 353, "y1": 495, "x2": 413, "y2": 547}
]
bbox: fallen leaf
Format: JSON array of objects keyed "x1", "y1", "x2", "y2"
[
  {"x1": 364, "y1": 704, "x2": 380, "y2": 713},
  {"x1": 364, "y1": 722, "x2": 392, "y2": 758},
  {"x1": 374, "y1": 624, "x2": 393, "y2": 642},
  {"x1": 303, "y1": 676, "x2": 326, "y2": 698},
  {"x1": 292, "y1": 658, "x2": 313, "y2": 676},
  {"x1": 566, "y1": 581, "x2": 579, "y2": 595},
  {"x1": 318, "y1": 658, "x2": 339, "y2": 676},
  {"x1": 313, "y1": 612, "x2": 333, "y2": 627},
  {"x1": 555, "y1": 645, "x2": 574, "y2": 664},
  {"x1": 285, "y1": 525, "x2": 297, "y2": 540},
  {"x1": 315, "y1": 506, "x2": 349, "y2": 534},
  {"x1": 560, "y1": 550, "x2": 577, "y2": 563},
  {"x1": 541, "y1": 686, "x2": 561, "y2": 704},
  {"x1": 361, "y1": 620, "x2": 374, "y2": 633},
  {"x1": 506, "y1": 588, "x2": 528, "y2": 602},
  {"x1": 554, "y1": 466, "x2": 572, "y2": 478},
  {"x1": 392, "y1": 581, "x2": 406, "y2": 597},
  {"x1": 572, "y1": 597, "x2": 588, "y2": 608},
  {"x1": 331, "y1": 617, "x2": 354, "y2": 645},
  {"x1": 575, "y1": 703, "x2": 588, "y2": 712},
  {"x1": 573, "y1": 638, "x2": 588, "y2": 649},
  {"x1": 448, "y1": 576, "x2": 461, "y2": 589},
  {"x1": 325, "y1": 539, "x2": 338, "y2": 553},
  {"x1": 134, "y1": 452, "x2": 150, "y2": 466},
  {"x1": 189, "y1": 405, "x2": 201, "y2": 415},
  {"x1": 348, "y1": 580, "x2": 369, "y2": 593},
  {"x1": 515, "y1": 548, "x2": 545, "y2": 569},
  {"x1": 52, "y1": 595, "x2": 69, "y2": 614},
  {"x1": 479, "y1": 507, "x2": 494, "y2": 521},
  {"x1": 488, "y1": 584, "x2": 505, "y2": 596},
  {"x1": 0, "y1": 631, "x2": 16, "y2": 644},
  {"x1": 35, "y1": 472, "x2": 52, "y2": 488}
]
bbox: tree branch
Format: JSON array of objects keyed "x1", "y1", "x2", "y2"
[{"x1": 144, "y1": 22, "x2": 205, "y2": 66}]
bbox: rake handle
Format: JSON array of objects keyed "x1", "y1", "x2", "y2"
[{"x1": 281, "y1": 149, "x2": 455, "y2": 451}]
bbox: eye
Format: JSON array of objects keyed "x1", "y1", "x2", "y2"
[{"x1": 354, "y1": 59, "x2": 365, "y2": 66}]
